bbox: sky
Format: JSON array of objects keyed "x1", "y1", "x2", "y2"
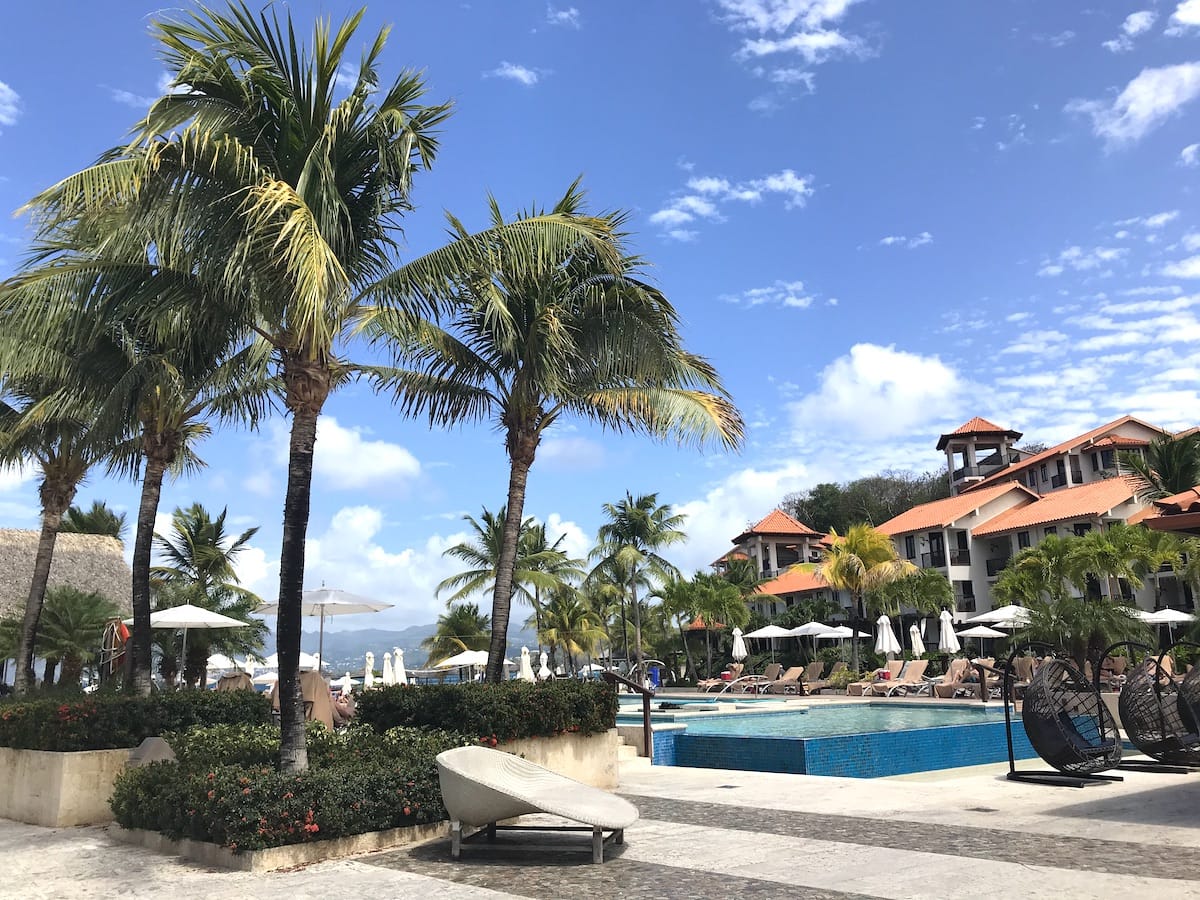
[{"x1": 3, "y1": 0, "x2": 1200, "y2": 635}]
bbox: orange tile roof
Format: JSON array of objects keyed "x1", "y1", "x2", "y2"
[
  {"x1": 972, "y1": 478, "x2": 1139, "y2": 537},
  {"x1": 733, "y1": 509, "x2": 822, "y2": 541},
  {"x1": 936, "y1": 417, "x2": 1022, "y2": 450},
  {"x1": 1155, "y1": 486, "x2": 1200, "y2": 513},
  {"x1": 686, "y1": 615, "x2": 725, "y2": 631},
  {"x1": 963, "y1": 416, "x2": 1168, "y2": 493},
  {"x1": 756, "y1": 568, "x2": 828, "y2": 595},
  {"x1": 710, "y1": 550, "x2": 749, "y2": 567},
  {"x1": 877, "y1": 482, "x2": 1036, "y2": 536},
  {"x1": 1090, "y1": 435, "x2": 1150, "y2": 448}
]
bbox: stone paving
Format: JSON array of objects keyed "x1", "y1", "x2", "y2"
[{"x1": 5, "y1": 757, "x2": 1200, "y2": 899}]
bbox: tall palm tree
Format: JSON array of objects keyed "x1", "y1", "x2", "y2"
[
  {"x1": 152, "y1": 503, "x2": 261, "y2": 600},
  {"x1": 60, "y1": 501, "x2": 127, "y2": 542},
  {"x1": 538, "y1": 586, "x2": 605, "y2": 674},
  {"x1": 1067, "y1": 523, "x2": 1149, "y2": 602},
  {"x1": 0, "y1": 382, "x2": 120, "y2": 694},
  {"x1": 592, "y1": 492, "x2": 686, "y2": 681},
  {"x1": 421, "y1": 603, "x2": 491, "y2": 666},
  {"x1": 691, "y1": 572, "x2": 750, "y2": 678},
  {"x1": 652, "y1": 576, "x2": 701, "y2": 681},
  {"x1": 805, "y1": 524, "x2": 916, "y2": 673},
  {"x1": 867, "y1": 569, "x2": 952, "y2": 617},
  {"x1": 1135, "y1": 528, "x2": 1185, "y2": 610},
  {"x1": 36, "y1": 587, "x2": 120, "y2": 688},
  {"x1": 368, "y1": 185, "x2": 743, "y2": 683},
  {"x1": 1120, "y1": 434, "x2": 1200, "y2": 501}
]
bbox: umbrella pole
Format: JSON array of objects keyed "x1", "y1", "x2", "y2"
[
  {"x1": 179, "y1": 627, "x2": 189, "y2": 689},
  {"x1": 318, "y1": 611, "x2": 326, "y2": 670}
]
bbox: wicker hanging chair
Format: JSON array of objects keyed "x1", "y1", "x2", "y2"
[
  {"x1": 1021, "y1": 658, "x2": 1122, "y2": 775},
  {"x1": 1180, "y1": 665, "x2": 1200, "y2": 735},
  {"x1": 1118, "y1": 655, "x2": 1200, "y2": 765}
]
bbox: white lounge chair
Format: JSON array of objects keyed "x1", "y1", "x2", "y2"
[{"x1": 436, "y1": 745, "x2": 639, "y2": 863}]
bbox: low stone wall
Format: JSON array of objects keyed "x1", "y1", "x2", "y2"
[
  {"x1": 0, "y1": 747, "x2": 133, "y2": 827},
  {"x1": 498, "y1": 728, "x2": 619, "y2": 789},
  {"x1": 111, "y1": 821, "x2": 448, "y2": 872}
]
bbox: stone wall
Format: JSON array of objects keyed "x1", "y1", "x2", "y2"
[
  {"x1": 498, "y1": 728, "x2": 620, "y2": 789},
  {"x1": 0, "y1": 746, "x2": 133, "y2": 826},
  {"x1": 0, "y1": 529, "x2": 131, "y2": 617}
]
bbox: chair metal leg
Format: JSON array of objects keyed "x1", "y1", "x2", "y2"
[
  {"x1": 614, "y1": 828, "x2": 624, "y2": 846},
  {"x1": 451, "y1": 821, "x2": 462, "y2": 858},
  {"x1": 592, "y1": 826, "x2": 603, "y2": 864},
  {"x1": 486, "y1": 822, "x2": 497, "y2": 842}
]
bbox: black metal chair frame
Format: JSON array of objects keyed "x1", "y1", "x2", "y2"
[{"x1": 1003, "y1": 642, "x2": 1123, "y2": 788}]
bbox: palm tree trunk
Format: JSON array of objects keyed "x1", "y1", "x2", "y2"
[
  {"x1": 278, "y1": 364, "x2": 329, "y2": 773},
  {"x1": 42, "y1": 658, "x2": 58, "y2": 687},
  {"x1": 60, "y1": 654, "x2": 83, "y2": 687},
  {"x1": 677, "y1": 618, "x2": 697, "y2": 681},
  {"x1": 705, "y1": 628, "x2": 713, "y2": 678},
  {"x1": 14, "y1": 497, "x2": 71, "y2": 695},
  {"x1": 851, "y1": 591, "x2": 862, "y2": 674},
  {"x1": 630, "y1": 578, "x2": 644, "y2": 684},
  {"x1": 130, "y1": 454, "x2": 168, "y2": 695},
  {"x1": 488, "y1": 440, "x2": 536, "y2": 684}
]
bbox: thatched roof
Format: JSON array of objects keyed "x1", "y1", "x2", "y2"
[{"x1": 0, "y1": 529, "x2": 131, "y2": 618}]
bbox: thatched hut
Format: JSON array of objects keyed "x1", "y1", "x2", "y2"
[{"x1": 0, "y1": 529, "x2": 131, "y2": 617}]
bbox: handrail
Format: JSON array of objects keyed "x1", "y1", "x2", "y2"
[{"x1": 602, "y1": 671, "x2": 653, "y2": 761}]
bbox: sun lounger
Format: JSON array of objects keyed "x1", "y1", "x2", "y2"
[
  {"x1": 933, "y1": 658, "x2": 973, "y2": 699},
  {"x1": 868, "y1": 659, "x2": 928, "y2": 696},
  {"x1": 698, "y1": 663, "x2": 743, "y2": 692},
  {"x1": 764, "y1": 666, "x2": 807, "y2": 694},
  {"x1": 847, "y1": 660, "x2": 903, "y2": 696},
  {"x1": 436, "y1": 745, "x2": 639, "y2": 863},
  {"x1": 805, "y1": 661, "x2": 847, "y2": 694}
]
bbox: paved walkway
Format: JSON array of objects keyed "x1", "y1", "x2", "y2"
[{"x1": 5, "y1": 759, "x2": 1200, "y2": 899}]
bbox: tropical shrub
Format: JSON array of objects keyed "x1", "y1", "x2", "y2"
[
  {"x1": 355, "y1": 680, "x2": 617, "y2": 743},
  {"x1": 0, "y1": 690, "x2": 270, "y2": 751}
]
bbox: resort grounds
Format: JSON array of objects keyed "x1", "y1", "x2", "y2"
[{"x1": 6, "y1": 735, "x2": 1200, "y2": 899}]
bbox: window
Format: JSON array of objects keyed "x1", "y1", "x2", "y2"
[
  {"x1": 905, "y1": 535, "x2": 916, "y2": 559},
  {"x1": 1100, "y1": 449, "x2": 1115, "y2": 469},
  {"x1": 1017, "y1": 531, "x2": 1031, "y2": 549},
  {"x1": 1091, "y1": 452, "x2": 1100, "y2": 472},
  {"x1": 1073, "y1": 523, "x2": 1092, "y2": 536},
  {"x1": 1040, "y1": 464, "x2": 1049, "y2": 483},
  {"x1": 1027, "y1": 471, "x2": 1038, "y2": 489},
  {"x1": 1044, "y1": 525, "x2": 1057, "y2": 537}
]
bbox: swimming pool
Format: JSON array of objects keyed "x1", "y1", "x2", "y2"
[{"x1": 642, "y1": 702, "x2": 1037, "y2": 778}]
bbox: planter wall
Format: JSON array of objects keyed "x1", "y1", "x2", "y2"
[
  {"x1": 497, "y1": 728, "x2": 619, "y2": 789},
  {"x1": 0, "y1": 746, "x2": 133, "y2": 826}
]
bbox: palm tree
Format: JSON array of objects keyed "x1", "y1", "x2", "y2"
[
  {"x1": 152, "y1": 503, "x2": 260, "y2": 600},
  {"x1": 1120, "y1": 433, "x2": 1200, "y2": 501},
  {"x1": 0, "y1": 382, "x2": 118, "y2": 694},
  {"x1": 805, "y1": 524, "x2": 916, "y2": 673},
  {"x1": 1067, "y1": 523, "x2": 1149, "y2": 601},
  {"x1": 652, "y1": 576, "x2": 701, "y2": 681},
  {"x1": 150, "y1": 580, "x2": 265, "y2": 688},
  {"x1": 539, "y1": 586, "x2": 605, "y2": 673},
  {"x1": 60, "y1": 501, "x2": 127, "y2": 542},
  {"x1": 691, "y1": 572, "x2": 750, "y2": 678},
  {"x1": 867, "y1": 569, "x2": 952, "y2": 617},
  {"x1": 1007, "y1": 534, "x2": 1076, "y2": 604},
  {"x1": 592, "y1": 492, "x2": 687, "y2": 681},
  {"x1": 36, "y1": 587, "x2": 120, "y2": 687},
  {"x1": 1015, "y1": 595, "x2": 1150, "y2": 670},
  {"x1": 1136, "y1": 528, "x2": 1185, "y2": 610},
  {"x1": 0, "y1": 616, "x2": 18, "y2": 686},
  {"x1": 421, "y1": 603, "x2": 490, "y2": 665},
  {"x1": 367, "y1": 185, "x2": 743, "y2": 683}
]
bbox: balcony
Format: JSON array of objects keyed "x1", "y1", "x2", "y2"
[
  {"x1": 954, "y1": 592, "x2": 977, "y2": 613},
  {"x1": 986, "y1": 557, "x2": 1010, "y2": 577},
  {"x1": 1050, "y1": 473, "x2": 1067, "y2": 488},
  {"x1": 920, "y1": 552, "x2": 947, "y2": 569},
  {"x1": 949, "y1": 548, "x2": 971, "y2": 567}
]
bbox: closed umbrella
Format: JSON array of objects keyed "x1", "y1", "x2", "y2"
[
  {"x1": 518, "y1": 646, "x2": 536, "y2": 682},
  {"x1": 363, "y1": 652, "x2": 375, "y2": 690},
  {"x1": 393, "y1": 648, "x2": 408, "y2": 686},
  {"x1": 938, "y1": 609, "x2": 961, "y2": 654},
  {"x1": 382, "y1": 652, "x2": 395, "y2": 686},
  {"x1": 731, "y1": 627, "x2": 748, "y2": 662},
  {"x1": 875, "y1": 614, "x2": 902, "y2": 658},
  {"x1": 256, "y1": 588, "x2": 393, "y2": 672},
  {"x1": 909, "y1": 624, "x2": 926, "y2": 657},
  {"x1": 125, "y1": 604, "x2": 250, "y2": 687},
  {"x1": 336, "y1": 672, "x2": 356, "y2": 694}
]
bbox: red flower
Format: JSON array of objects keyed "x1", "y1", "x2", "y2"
[{"x1": 207, "y1": 790, "x2": 215, "y2": 800}]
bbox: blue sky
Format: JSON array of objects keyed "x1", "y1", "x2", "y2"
[{"x1": 2, "y1": 1, "x2": 1200, "y2": 633}]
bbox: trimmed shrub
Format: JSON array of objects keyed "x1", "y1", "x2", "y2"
[
  {"x1": 0, "y1": 690, "x2": 271, "y2": 751},
  {"x1": 111, "y1": 723, "x2": 471, "y2": 852},
  {"x1": 354, "y1": 680, "x2": 617, "y2": 743}
]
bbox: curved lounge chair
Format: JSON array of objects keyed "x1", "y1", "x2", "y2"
[
  {"x1": 1022, "y1": 658, "x2": 1121, "y2": 776},
  {"x1": 1118, "y1": 656, "x2": 1200, "y2": 766},
  {"x1": 437, "y1": 746, "x2": 639, "y2": 863}
]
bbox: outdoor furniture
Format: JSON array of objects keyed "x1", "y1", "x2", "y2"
[
  {"x1": 933, "y1": 658, "x2": 970, "y2": 698},
  {"x1": 214, "y1": 672, "x2": 253, "y2": 692},
  {"x1": 847, "y1": 660, "x2": 902, "y2": 697},
  {"x1": 764, "y1": 666, "x2": 807, "y2": 694},
  {"x1": 868, "y1": 659, "x2": 928, "y2": 697},
  {"x1": 805, "y1": 661, "x2": 847, "y2": 694},
  {"x1": 1019, "y1": 657, "x2": 1122, "y2": 780},
  {"x1": 1118, "y1": 654, "x2": 1200, "y2": 767},
  {"x1": 436, "y1": 746, "x2": 638, "y2": 864},
  {"x1": 698, "y1": 663, "x2": 743, "y2": 692}
]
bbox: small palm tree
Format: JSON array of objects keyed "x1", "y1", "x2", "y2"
[
  {"x1": 652, "y1": 576, "x2": 702, "y2": 681},
  {"x1": 539, "y1": 586, "x2": 605, "y2": 673},
  {"x1": 868, "y1": 569, "x2": 952, "y2": 617},
  {"x1": 1135, "y1": 529, "x2": 1184, "y2": 610},
  {"x1": 36, "y1": 587, "x2": 120, "y2": 687},
  {"x1": 1067, "y1": 523, "x2": 1149, "y2": 601},
  {"x1": 152, "y1": 503, "x2": 260, "y2": 601},
  {"x1": 1015, "y1": 595, "x2": 1150, "y2": 670},
  {"x1": 421, "y1": 603, "x2": 491, "y2": 666},
  {"x1": 150, "y1": 581, "x2": 265, "y2": 688},
  {"x1": 1119, "y1": 434, "x2": 1200, "y2": 501},
  {"x1": 805, "y1": 524, "x2": 916, "y2": 672},
  {"x1": 1008, "y1": 534, "x2": 1075, "y2": 604},
  {"x1": 60, "y1": 501, "x2": 127, "y2": 543},
  {"x1": 691, "y1": 571, "x2": 751, "y2": 678}
]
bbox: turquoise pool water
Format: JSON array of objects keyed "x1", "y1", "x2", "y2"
[{"x1": 680, "y1": 704, "x2": 1010, "y2": 738}]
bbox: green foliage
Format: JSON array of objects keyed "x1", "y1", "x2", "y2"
[
  {"x1": 867, "y1": 569, "x2": 952, "y2": 616},
  {"x1": 828, "y1": 668, "x2": 858, "y2": 690},
  {"x1": 1119, "y1": 433, "x2": 1200, "y2": 501},
  {"x1": 36, "y1": 586, "x2": 120, "y2": 687},
  {"x1": 355, "y1": 681, "x2": 617, "y2": 742},
  {"x1": 781, "y1": 470, "x2": 951, "y2": 534},
  {"x1": 60, "y1": 500, "x2": 127, "y2": 541},
  {"x1": 420, "y1": 602, "x2": 491, "y2": 665},
  {"x1": 0, "y1": 689, "x2": 270, "y2": 751},
  {"x1": 1014, "y1": 595, "x2": 1151, "y2": 670}
]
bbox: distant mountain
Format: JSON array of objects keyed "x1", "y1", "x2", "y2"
[{"x1": 300, "y1": 622, "x2": 540, "y2": 672}]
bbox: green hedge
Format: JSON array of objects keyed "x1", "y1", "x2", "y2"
[
  {"x1": 111, "y1": 723, "x2": 470, "y2": 852},
  {"x1": 354, "y1": 680, "x2": 618, "y2": 743},
  {"x1": 0, "y1": 691, "x2": 271, "y2": 751}
]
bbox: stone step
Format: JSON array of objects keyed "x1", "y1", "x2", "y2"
[{"x1": 617, "y1": 743, "x2": 640, "y2": 761}]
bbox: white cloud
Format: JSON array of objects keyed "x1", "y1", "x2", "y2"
[
  {"x1": 0, "y1": 81, "x2": 20, "y2": 129},
  {"x1": 879, "y1": 231, "x2": 932, "y2": 249},
  {"x1": 1184, "y1": 232, "x2": 1200, "y2": 251},
  {"x1": 788, "y1": 344, "x2": 963, "y2": 440},
  {"x1": 721, "y1": 279, "x2": 814, "y2": 309},
  {"x1": 1038, "y1": 245, "x2": 1128, "y2": 276},
  {"x1": 1116, "y1": 209, "x2": 1179, "y2": 228},
  {"x1": 650, "y1": 168, "x2": 813, "y2": 239},
  {"x1": 1181, "y1": 143, "x2": 1200, "y2": 166},
  {"x1": 484, "y1": 62, "x2": 541, "y2": 86},
  {"x1": 1169, "y1": 0, "x2": 1200, "y2": 31},
  {"x1": 0, "y1": 462, "x2": 35, "y2": 493},
  {"x1": 546, "y1": 5, "x2": 580, "y2": 28},
  {"x1": 538, "y1": 436, "x2": 606, "y2": 470},
  {"x1": 995, "y1": 114, "x2": 1029, "y2": 152},
  {"x1": 110, "y1": 88, "x2": 156, "y2": 108},
  {"x1": 715, "y1": 0, "x2": 863, "y2": 33},
  {"x1": 1035, "y1": 30, "x2": 1076, "y2": 48},
  {"x1": 1163, "y1": 255, "x2": 1200, "y2": 278},
  {"x1": 271, "y1": 417, "x2": 421, "y2": 490},
  {"x1": 1103, "y1": 10, "x2": 1157, "y2": 52},
  {"x1": 1067, "y1": 62, "x2": 1200, "y2": 148},
  {"x1": 738, "y1": 29, "x2": 864, "y2": 64}
]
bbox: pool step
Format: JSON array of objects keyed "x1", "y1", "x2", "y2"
[{"x1": 617, "y1": 742, "x2": 640, "y2": 761}]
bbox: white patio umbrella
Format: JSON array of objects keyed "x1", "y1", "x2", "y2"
[
  {"x1": 263, "y1": 651, "x2": 322, "y2": 671},
  {"x1": 875, "y1": 615, "x2": 902, "y2": 658},
  {"x1": 938, "y1": 609, "x2": 961, "y2": 654},
  {"x1": 956, "y1": 625, "x2": 1007, "y2": 638},
  {"x1": 206, "y1": 652, "x2": 236, "y2": 671},
  {"x1": 125, "y1": 604, "x2": 250, "y2": 686},
  {"x1": 966, "y1": 605, "x2": 1030, "y2": 628},
  {"x1": 256, "y1": 588, "x2": 393, "y2": 671},
  {"x1": 745, "y1": 624, "x2": 793, "y2": 661},
  {"x1": 252, "y1": 671, "x2": 278, "y2": 686},
  {"x1": 518, "y1": 646, "x2": 536, "y2": 682},
  {"x1": 1145, "y1": 608, "x2": 1196, "y2": 624},
  {"x1": 239, "y1": 655, "x2": 264, "y2": 675},
  {"x1": 392, "y1": 648, "x2": 408, "y2": 686},
  {"x1": 539, "y1": 651, "x2": 552, "y2": 680},
  {"x1": 336, "y1": 672, "x2": 357, "y2": 694},
  {"x1": 909, "y1": 624, "x2": 926, "y2": 657},
  {"x1": 436, "y1": 649, "x2": 490, "y2": 668},
  {"x1": 731, "y1": 627, "x2": 748, "y2": 662},
  {"x1": 382, "y1": 652, "x2": 395, "y2": 686},
  {"x1": 789, "y1": 621, "x2": 835, "y2": 636},
  {"x1": 813, "y1": 625, "x2": 870, "y2": 639},
  {"x1": 363, "y1": 652, "x2": 375, "y2": 690}
]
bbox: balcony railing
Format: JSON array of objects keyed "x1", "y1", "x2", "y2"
[
  {"x1": 920, "y1": 552, "x2": 947, "y2": 569},
  {"x1": 1050, "y1": 473, "x2": 1067, "y2": 488},
  {"x1": 954, "y1": 593, "x2": 977, "y2": 613},
  {"x1": 986, "y1": 557, "x2": 1010, "y2": 577},
  {"x1": 949, "y1": 548, "x2": 971, "y2": 567}
]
